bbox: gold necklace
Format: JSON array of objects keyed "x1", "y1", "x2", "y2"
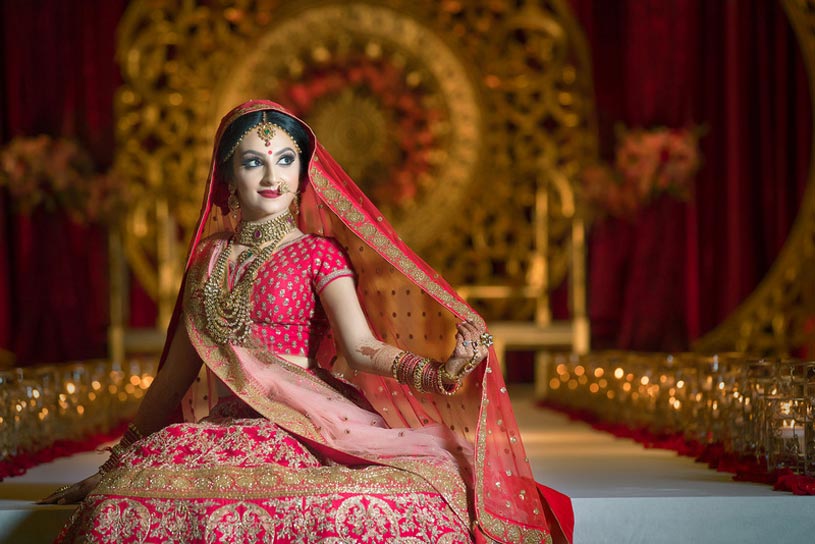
[
  {"x1": 203, "y1": 213, "x2": 295, "y2": 345},
  {"x1": 235, "y1": 212, "x2": 295, "y2": 248}
]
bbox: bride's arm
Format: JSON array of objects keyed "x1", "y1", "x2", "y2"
[
  {"x1": 129, "y1": 321, "x2": 204, "y2": 435},
  {"x1": 37, "y1": 320, "x2": 203, "y2": 504},
  {"x1": 319, "y1": 277, "x2": 483, "y2": 379}
]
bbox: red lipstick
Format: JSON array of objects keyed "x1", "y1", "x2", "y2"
[{"x1": 258, "y1": 190, "x2": 281, "y2": 198}]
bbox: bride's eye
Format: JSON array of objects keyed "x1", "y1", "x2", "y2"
[
  {"x1": 278, "y1": 153, "x2": 296, "y2": 166},
  {"x1": 241, "y1": 157, "x2": 263, "y2": 168}
]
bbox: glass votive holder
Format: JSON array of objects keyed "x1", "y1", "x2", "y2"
[
  {"x1": 764, "y1": 361, "x2": 806, "y2": 473},
  {"x1": 741, "y1": 358, "x2": 777, "y2": 460},
  {"x1": 672, "y1": 353, "x2": 704, "y2": 444},
  {"x1": 0, "y1": 369, "x2": 18, "y2": 458},
  {"x1": 766, "y1": 398, "x2": 806, "y2": 473},
  {"x1": 25, "y1": 365, "x2": 59, "y2": 449},
  {"x1": 803, "y1": 362, "x2": 815, "y2": 476}
]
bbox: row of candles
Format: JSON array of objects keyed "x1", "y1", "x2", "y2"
[
  {"x1": 0, "y1": 357, "x2": 158, "y2": 461},
  {"x1": 546, "y1": 352, "x2": 815, "y2": 476}
]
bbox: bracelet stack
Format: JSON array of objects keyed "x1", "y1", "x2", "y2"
[
  {"x1": 391, "y1": 351, "x2": 462, "y2": 396},
  {"x1": 98, "y1": 423, "x2": 144, "y2": 475}
]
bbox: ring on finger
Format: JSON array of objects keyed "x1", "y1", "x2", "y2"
[
  {"x1": 56, "y1": 484, "x2": 71, "y2": 494},
  {"x1": 469, "y1": 349, "x2": 479, "y2": 364}
]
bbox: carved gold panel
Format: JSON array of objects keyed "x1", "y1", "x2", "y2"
[{"x1": 114, "y1": 0, "x2": 596, "y2": 326}]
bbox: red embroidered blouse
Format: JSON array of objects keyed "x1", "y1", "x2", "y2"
[{"x1": 235, "y1": 235, "x2": 353, "y2": 357}]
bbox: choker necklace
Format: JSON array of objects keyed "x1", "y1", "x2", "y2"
[
  {"x1": 235, "y1": 212, "x2": 296, "y2": 248},
  {"x1": 203, "y1": 211, "x2": 296, "y2": 345}
]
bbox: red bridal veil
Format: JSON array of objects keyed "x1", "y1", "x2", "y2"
[{"x1": 158, "y1": 100, "x2": 573, "y2": 544}]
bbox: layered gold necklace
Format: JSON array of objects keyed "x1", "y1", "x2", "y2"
[{"x1": 203, "y1": 212, "x2": 296, "y2": 345}]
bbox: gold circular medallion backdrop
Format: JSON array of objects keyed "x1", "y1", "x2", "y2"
[
  {"x1": 215, "y1": 3, "x2": 482, "y2": 246},
  {"x1": 115, "y1": 0, "x2": 598, "y2": 325}
]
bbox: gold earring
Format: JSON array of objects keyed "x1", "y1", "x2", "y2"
[
  {"x1": 228, "y1": 185, "x2": 240, "y2": 219},
  {"x1": 290, "y1": 194, "x2": 300, "y2": 216}
]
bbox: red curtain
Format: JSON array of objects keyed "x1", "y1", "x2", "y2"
[
  {"x1": 570, "y1": 0, "x2": 811, "y2": 350},
  {"x1": 0, "y1": 0, "x2": 126, "y2": 363}
]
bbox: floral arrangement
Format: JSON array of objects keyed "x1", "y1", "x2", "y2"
[
  {"x1": 582, "y1": 125, "x2": 704, "y2": 218},
  {"x1": 0, "y1": 135, "x2": 124, "y2": 224},
  {"x1": 280, "y1": 53, "x2": 438, "y2": 208}
]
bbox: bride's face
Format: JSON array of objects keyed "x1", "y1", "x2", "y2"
[{"x1": 230, "y1": 128, "x2": 300, "y2": 221}]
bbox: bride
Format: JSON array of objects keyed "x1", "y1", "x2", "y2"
[{"x1": 41, "y1": 100, "x2": 572, "y2": 544}]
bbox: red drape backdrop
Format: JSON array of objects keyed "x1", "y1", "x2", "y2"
[
  {"x1": 0, "y1": 0, "x2": 811, "y2": 363},
  {"x1": 570, "y1": 0, "x2": 811, "y2": 351},
  {"x1": 0, "y1": 0, "x2": 126, "y2": 364}
]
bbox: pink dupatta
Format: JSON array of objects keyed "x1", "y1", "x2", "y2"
[{"x1": 159, "y1": 100, "x2": 573, "y2": 544}]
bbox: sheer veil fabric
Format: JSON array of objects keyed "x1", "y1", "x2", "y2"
[{"x1": 159, "y1": 100, "x2": 573, "y2": 543}]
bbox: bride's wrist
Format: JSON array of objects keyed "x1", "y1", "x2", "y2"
[
  {"x1": 440, "y1": 362, "x2": 460, "y2": 384},
  {"x1": 391, "y1": 351, "x2": 462, "y2": 395},
  {"x1": 97, "y1": 423, "x2": 144, "y2": 475}
]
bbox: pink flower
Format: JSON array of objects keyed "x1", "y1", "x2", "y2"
[
  {"x1": 0, "y1": 135, "x2": 124, "y2": 223},
  {"x1": 583, "y1": 125, "x2": 703, "y2": 219}
]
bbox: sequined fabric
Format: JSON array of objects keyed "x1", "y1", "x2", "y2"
[
  {"x1": 119, "y1": 100, "x2": 570, "y2": 543},
  {"x1": 56, "y1": 398, "x2": 472, "y2": 544},
  {"x1": 244, "y1": 234, "x2": 352, "y2": 357}
]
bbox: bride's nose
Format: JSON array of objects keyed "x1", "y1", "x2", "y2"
[{"x1": 260, "y1": 165, "x2": 274, "y2": 186}]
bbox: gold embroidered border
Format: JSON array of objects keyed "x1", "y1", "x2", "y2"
[
  {"x1": 94, "y1": 462, "x2": 436, "y2": 500},
  {"x1": 315, "y1": 267, "x2": 354, "y2": 292},
  {"x1": 310, "y1": 167, "x2": 484, "y2": 329},
  {"x1": 473, "y1": 386, "x2": 552, "y2": 544}
]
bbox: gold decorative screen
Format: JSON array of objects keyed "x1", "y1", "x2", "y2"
[{"x1": 112, "y1": 0, "x2": 596, "y2": 334}]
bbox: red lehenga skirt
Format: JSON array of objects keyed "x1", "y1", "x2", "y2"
[{"x1": 56, "y1": 398, "x2": 472, "y2": 543}]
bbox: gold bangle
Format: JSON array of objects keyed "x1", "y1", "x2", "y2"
[
  {"x1": 413, "y1": 358, "x2": 431, "y2": 392},
  {"x1": 391, "y1": 351, "x2": 406, "y2": 381},
  {"x1": 436, "y1": 363, "x2": 461, "y2": 396},
  {"x1": 439, "y1": 363, "x2": 459, "y2": 383},
  {"x1": 120, "y1": 423, "x2": 143, "y2": 449},
  {"x1": 127, "y1": 422, "x2": 144, "y2": 440}
]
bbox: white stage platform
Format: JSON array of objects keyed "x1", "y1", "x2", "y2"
[{"x1": 1, "y1": 385, "x2": 813, "y2": 543}]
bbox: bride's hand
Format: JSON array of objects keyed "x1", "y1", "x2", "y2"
[
  {"x1": 36, "y1": 471, "x2": 103, "y2": 505},
  {"x1": 443, "y1": 321, "x2": 492, "y2": 381}
]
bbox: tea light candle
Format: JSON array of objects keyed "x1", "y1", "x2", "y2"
[{"x1": 780, "y1": 421, "x2": 805, "y2": 453}]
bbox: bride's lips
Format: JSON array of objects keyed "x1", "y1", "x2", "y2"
[{"x1": 258, "y1": 190, "x2": 282, "y2": 198}]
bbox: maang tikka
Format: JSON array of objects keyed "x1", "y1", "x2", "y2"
[
  {"x1": 225, "y1": 111, "x2": 303, "y2": 160},
  {"x1": 256, "y1": 111, "x2": 277, "y2": 147}
]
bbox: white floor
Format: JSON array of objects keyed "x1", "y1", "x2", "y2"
[{"x1": 1, "y1": 385, "x2": 814, "y2": 543}]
